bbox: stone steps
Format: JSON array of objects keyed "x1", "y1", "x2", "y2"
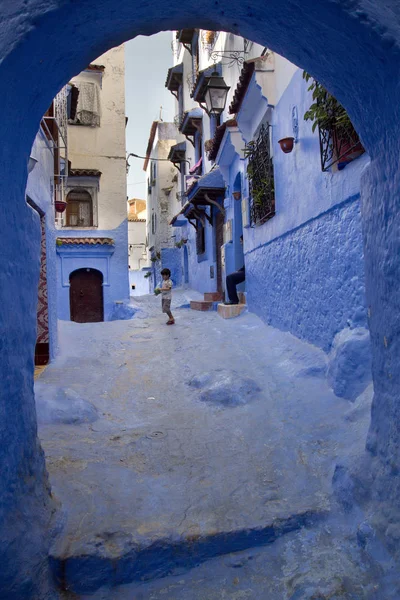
[
  {"x1": 218, "y1": 302, "x2": 247, "y2": 319},
  {"x1": 191, "y1": 292, "x2": 224, "y2": 312},
  {"x1": 49, "y1": 510, "x2": 323, "y2": 595},
  {"x1": 204, "y1": 292, "x2": 224, "y2": 302},
  {"x1": 217, "y1": 292, "x2": 247, "y2": 319},
  {"x1": 190, "y1": 299, "x2": 215, "y2": 311}
]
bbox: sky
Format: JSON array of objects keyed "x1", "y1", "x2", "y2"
[{"x1": 125, "y1": 33, "x2": 175, "y2": 201}]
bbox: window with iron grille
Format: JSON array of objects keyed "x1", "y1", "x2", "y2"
[
  {"x1": 245, "y1": 124, "x2": 275, "y2": 226},
  {"x1": 66, "y1": 189, "x2": 93, "y2": 226},
  {"x1": 317, "y1": 113, "x2": 364, "y2": 172},
  {"x1": 196, "y1": 220, "x2": 205, "y2": 255},
  {"x1": 303, "y1": 74, "x2": 364, "y2": 172}
]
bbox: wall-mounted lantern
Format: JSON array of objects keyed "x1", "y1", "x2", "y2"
[{"x1": 204, "y1": 71, "x2": 230, "y2": 117}]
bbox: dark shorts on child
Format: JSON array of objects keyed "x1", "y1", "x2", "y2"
[{"x1": 162, "y1": 299, "x2": 171, "y2": 313}]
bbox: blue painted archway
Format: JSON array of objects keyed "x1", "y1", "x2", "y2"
[{"x1": 1, "y1": 0, "x2": 400, "y2": 596}]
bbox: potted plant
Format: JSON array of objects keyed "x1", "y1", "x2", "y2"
[
  {"x1": 303, "y1": 72, "x2": 364, "y2": 164},
  {"x1": 278, "y1": 137, "x2": 295, "y2": 153},
  {"x1": 204, "y1": 30, "x2": 216, "y2": 45},
  {"x1": 55, "y1": 200, "x2": 67, "y2": 213},
  {"x1": 204, "y1": 139, "x2": 213, "y2": 153}
]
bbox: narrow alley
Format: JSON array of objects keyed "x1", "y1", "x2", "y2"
[{"x1": 35, "y1": 291, "x2": 373, "y2": 597}]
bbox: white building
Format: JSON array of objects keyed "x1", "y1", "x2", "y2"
[
  {"x1": 143, "y1": 121, "x2": 182, "y2": 289},
  {"x1": 56, "y1": 45, "x2": 129, "y2": 322},
  {"x1": 127, "y1": 198, "x2": 150, "y2": 296}
]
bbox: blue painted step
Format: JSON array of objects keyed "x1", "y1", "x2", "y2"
[{"x1": 49, "y1": 509, "x2": 325, "y2": 595}]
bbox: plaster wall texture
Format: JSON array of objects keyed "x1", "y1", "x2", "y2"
[
  {"x1": 66, "y1": 45, "x2": 127, "y2": 231},
  {"x1": 161, "y1": 246, "x2": 182, "y2": 288},
  {"x1": 58, "y1": 46, "x2": 129, "y2": 319},
  {"x1": 242, "y1": 68, "x2": 369, "y2": 351},
  {"x1": 128, "y1": 219, "x2": 146, "y2": 270},
  {"x1": 129, "y1": 269, "x2": 150, "y2": 296},
  {"x1": 174, "y1": 38, "x2": 302, "y2": 297},
  {"x1": 246, "y1": 199, "x2": 366, "y2": 351},
  {"x1": 26, "y1": 129, "x2": 59, "y2": 358},
  {"x1": 145, "y1": 124, "x2": 179, "y2": 282},
  {"x1": 1, "y1": 0, "x2": 400, "y2": 596},
  {"x1": 56, "y1": 220, "x2": 129, "y2": 321}
]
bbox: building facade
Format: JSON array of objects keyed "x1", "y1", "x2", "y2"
[
  {"x1": 128, "y1": 198, "x2": 150, "y2": 295},
  {"x1": 143, "y1": 120, "x2": 183, "y2": 290},
  {"x1": 56, "y1": 45, "x2": 129, "y2": 322},
  {"x1": 26, "y1": 85, "x2": 74, "y2": 364},
  {"x1": 164, "y1": 30, "x2": 369, "y2": 357}
]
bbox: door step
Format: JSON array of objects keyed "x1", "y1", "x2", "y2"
[
  {"x1": 218, "y1": 303, "x2": 246, "y2": 319},
  {"x1": 190, "y1": 300, "x2": 215, "y2": 311},
  {"x1": 204, "y1": 292, "x2": 223, "y2": 302},
  {"x1": 238, "y1": 291, "x2": 246, "y2": 305},
  {"x1": 49, "y1": 510, "x2": 324, "y2": 595}
]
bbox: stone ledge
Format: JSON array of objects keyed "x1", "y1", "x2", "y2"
[
  {"x1": 190, "y1": 300, "x2": 214, "y2": 311},
  {"x1": 218, "y1": 303, "x2": 246, "y2": 319},
  {"x1": 204, "y1": 292, "x2": 223, "y2": 302}
]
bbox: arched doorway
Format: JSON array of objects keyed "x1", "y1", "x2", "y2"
[
  {"x1": 1, "y1": 2, "x2": 400, "y2": 598},
  {"x1": 65, "y1": 189, "x2": 93, "y2": 227},
  {"x1": 69, "y1": 268, "x2": 104, "y2": 322}
]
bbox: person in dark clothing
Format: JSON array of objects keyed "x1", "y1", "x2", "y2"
[{"x1": 225, "y1": 235, "x2": 245, "y2": 305}]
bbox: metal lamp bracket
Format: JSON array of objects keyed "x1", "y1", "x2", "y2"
[{"x1": 291, "y1": 106, "x2": 299, "y2": 143}]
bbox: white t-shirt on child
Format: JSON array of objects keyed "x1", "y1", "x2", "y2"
[{"x1": 160, "y1": 279, "x2": 172, "y2": 299}]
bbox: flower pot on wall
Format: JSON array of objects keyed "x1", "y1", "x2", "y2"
[
  {"x1": 55, "y1": 200, "x2": 67, "y2": 213},
  {"x1": 278, "y1": 137, "x2": 295, "y2": 153}
]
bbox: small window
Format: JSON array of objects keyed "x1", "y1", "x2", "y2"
[
  {"x1": 196, "y1": 220, "x2": 205, "y2": 255},
  {"x1": 151, "y1": 213, "x2": 157, "y2": 235},
  {"x1": 66, "y1": 189, "x2": 93, "y2": 227},
  {"x1": 70, "y1": 81, "x2": 101, "y2": 127},
  {"x1": 151, "y1": 161, "x2": 157, "y2": 185}
]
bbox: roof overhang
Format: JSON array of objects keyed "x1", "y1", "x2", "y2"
[
  {"x1": 186, "y1": 168, "x2": 226, "y2": 214},
  {"x1": 168, "y1": 141, "x2": 186, "y2": 171},
  {"x1": 179, "y1": 108, "x2": 203, "y2": 147},
  {"x1": 68, "y1": 169, "x2": 102, "y2": 178},
  {"x1": 207, "y1": 119, "x2": 237, "y2": 162},
  {"x1": 176, "y1": 29, "x2": 196, "y2": 51},
  {"x1": 165, "y1": 63, "x2": 183, "y2": 97}
]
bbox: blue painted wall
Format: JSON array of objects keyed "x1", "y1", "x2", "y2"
[
  {"x1": 1, "y1": 0, "x2": 400, "y2": 597},
  {"x1": 161, "y1": 246, "x2": 182, "y2": 288},
  {"x1": 56, "y1": 220, "x2": 129, "y2": 321},
  {"x1": 246, "y1": 197, "x2": 367, "y2": 351},
  {"x1": 185, "y1": 209, "x2": 221, "y2": 294},
  {"x1": 26, "y1": 129, "x2": 59, "y2": 359},
  {"x1": 129, "y1": 269, "x2": 151, "y2": 296},
  {"x1": 243, "y1": 69, "x2": 370, "y2": 351}
]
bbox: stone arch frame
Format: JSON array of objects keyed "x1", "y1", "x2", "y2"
[
  {"x1": 69, "y1": 267, "x2": 104, "y2": 322},
  {"x1": 64, "y1": 177, "x2": 100, "y2": 228},
  {"x1": 1, "y1": 1, "x2": 400, "y2": 596},
  {"x1": 65, "y1": 188, "x2": 94, "y2": 227}
]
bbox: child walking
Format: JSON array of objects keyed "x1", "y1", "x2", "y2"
[{"x1": 157, "y1": 268, "x2": 175, "y2": 325}]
